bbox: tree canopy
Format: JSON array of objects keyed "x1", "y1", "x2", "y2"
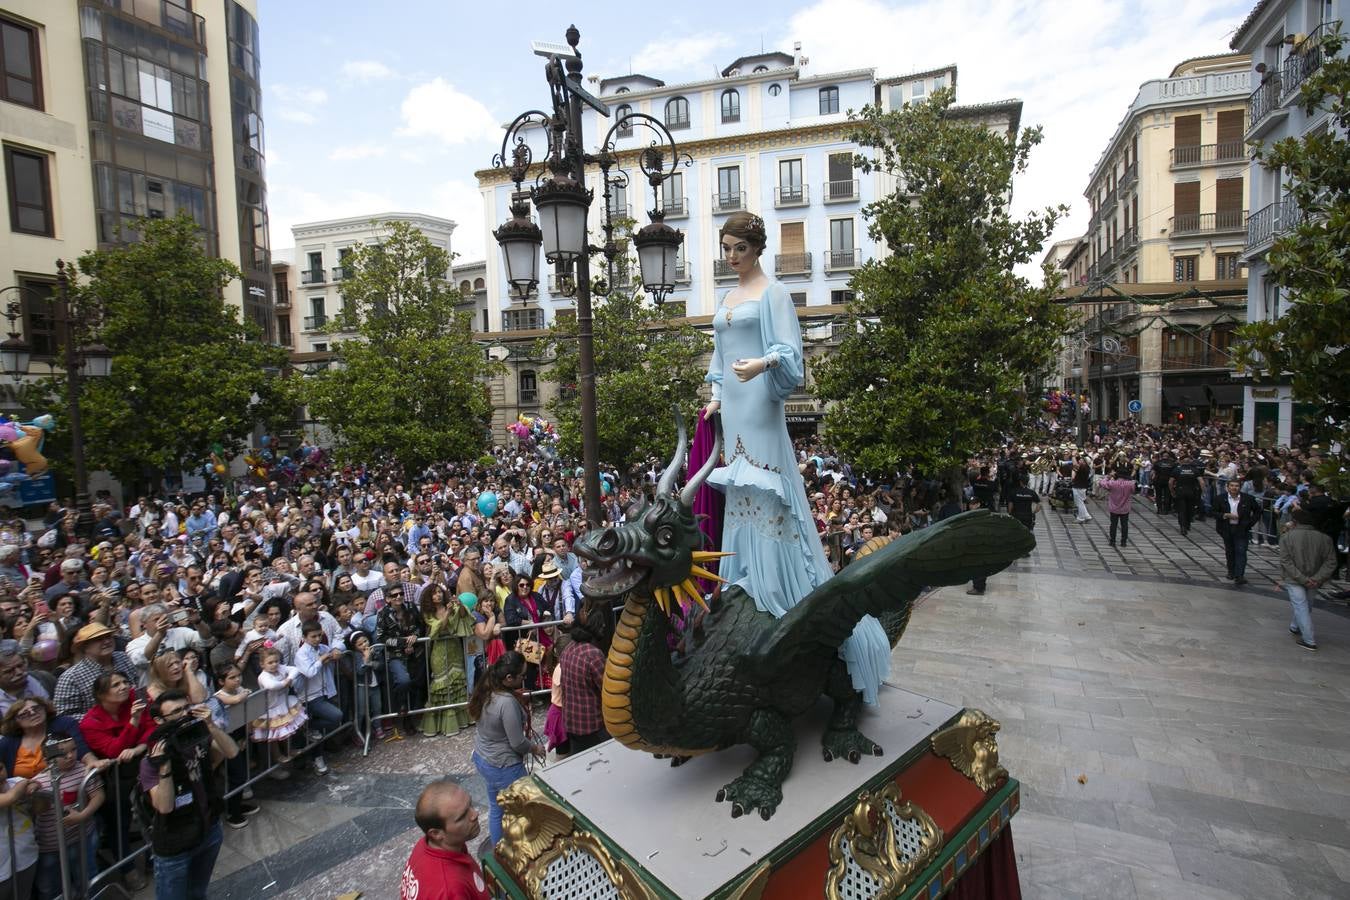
[
  {"x1": 812, "y1": 89, "x2": 1069, "y2": 478},
  {"x1": 303, "y1": 220, "x2": 499, "y2": 472},
  {"x1": 1234, "y1": 30, "x2": 1350, "y2": 492},
  {"x1": 539, "y1": 286, "x2": 712, "y2": 471},
  {"x1": 46, "y1": 214, "x2": 293, "y2": 488}
]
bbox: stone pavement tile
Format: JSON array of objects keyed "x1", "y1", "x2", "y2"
[
  {"x1": 275, "y1": 824, "x2": 420, "y2": 900},
  {"x1": 1147, "y1": 785, "x2": 1256, "y2": 829},
  {"x1": 1129, "y1": 870, "x2": 1243, "y2": 900},
  {"x1": 1010, "y1": 809, "x2": 1077, "y2": 849},
  {"x1": 1097, "y1": 752, "x2": 1190, "y2": 789},
  {"x1": 1056, "y1": 723, "x2": 1138, "y2": 756},
  {"x1": 1181, "y1": 769, "x2": 1298, "y2": 810},
  {"x1": 1072, "y1": 820, "x2": 1181, "y2": 878},
  {"x1": 1210, "y1": 822, "x2": 1343, "y2": 881},
  {"x1": 1316, "y1": 842, "x2": 1350, "y2": 882},
  {"x1": 1171, "y1": 843, "x2": 1292, "y2": 897},
  {"x1": 1112, "y1": 801, "x2": 1221, "y2": 852},
  {"x1": 1007, "y1": 700, "x2": 1093, "y2": 729},
  {"x1": 1020, "y1": 784, "x2": 1121, "y2": 830},
  {"x1": 1052, "y1": 693, "x2": 1124, "y2": 717},
  {"x1": 1049, "y1": 771, "x2": 1155, "y2": 808},
  {"x1": 1017, "y1": 840, "x2": 1139, "y2": 899},
  {"x1": 1242, "y1": 799, "x2": 1350, "y2": 850}
]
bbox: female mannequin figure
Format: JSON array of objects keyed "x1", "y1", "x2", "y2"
[{"x1": 702, "y1": 212, "x2": 890, "y2": 704}]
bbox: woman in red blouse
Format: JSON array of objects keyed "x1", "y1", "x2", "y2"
[{"x1": 79, "y1": 672, "x2": 154, "y2": 763}]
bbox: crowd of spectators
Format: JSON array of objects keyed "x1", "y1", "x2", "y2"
[{"x1": 0, "y1": 423, "x2": 1340, "y2": 895}]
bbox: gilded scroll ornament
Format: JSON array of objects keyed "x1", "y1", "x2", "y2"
[
  {"x1": 494, "y1": 778, "x2": 575, "y2": 883},
  {"x1": 930, "y1": 708, "x2": 1008, "y2": 792},
  {"x1": 524, "y1": 830, "x2": 659, "y2": 900},
  {"x1": 825, "y1": 782, "x2": 943, "y2": 900}
]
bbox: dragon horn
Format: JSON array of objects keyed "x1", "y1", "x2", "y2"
[
  {"x1": 679, "y1": 416, "x2": 723, "y2": 507},
  {"x1": 656, "y1": 407, "x2": 689, "y2": 498}
]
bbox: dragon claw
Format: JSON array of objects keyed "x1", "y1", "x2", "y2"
[
  {"x1": 717, "y1": 773, "x2": 783, "y2": 820},
  {"x1": 669, "y1": 755, "x2": 690, "y2": 768},
  {"x1": 715, "y1": 788, "x2": 726, "y2": 803},
  {"x1": 822, "y1": 728, "x2": 883, "y2": 765},
  {"x1": 847, "y1": 750, "x2": 861, "y2": 764},
  {"x1": 822, "y1": 749, "x2": 835, "y2": 762},
  {"x1": 731, "y1": 803, "x2": 744, "y2": 819}
]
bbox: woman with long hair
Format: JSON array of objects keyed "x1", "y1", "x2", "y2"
[
  {"x1": 145, "y1": 650, "x2": 207, "y2": 705},
  {"x1": 468, "y1": 651, "x2": 542, "y2": 848},
  {"x1": 420, "y1": 584, "x2": 474, "y2": 736}
]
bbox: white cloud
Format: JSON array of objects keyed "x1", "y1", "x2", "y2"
[
  {"x1": 272, "y1": 84, "x2": 329, "y2": 106},
  {"x1": 629, "y1": 33, "x2": 735, "y2": 76},
  {"x1": 278, "y1": 109, "x2": 317, "y2": 125},
  {"x1": 328, "y1": 142, "x2": 388, "y2": 161},
  {"x1": 778, "y1": 0, "x2": 1252, "y2": 274},
  {"x1": 431, "y1": 180, "x2": 488, "y2": 261},
  {"x1": 397, "y1": 78, "x2": 501, "y2": 147},
  {"x1": 341, "y1": 60, "x2": 396, "y2": 81},
  {"x1": 266, "y1": 184, "x2": 398, "y2": 251}
]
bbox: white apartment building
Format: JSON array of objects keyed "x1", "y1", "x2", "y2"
[
  {"x1": 1231, "y1": 0, "x2": 1344, "y2": 446},
  {"x1": 475, "y1": 53, "x2": 1020, "y2": 434},
  {"x1": 273, "y1": 213, "x2": 456, "y2": 356}
]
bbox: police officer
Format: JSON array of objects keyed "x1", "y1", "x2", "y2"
[
  {"x1": 1006, "y1": 474, "x2": 1042, "y2": 532},
  {"x1": 1152, "y1": 450, "x2": 1175, "y2": 516},
  {"x1": 1170, "y1": 450, "x2": 1203, "y2": 536}
]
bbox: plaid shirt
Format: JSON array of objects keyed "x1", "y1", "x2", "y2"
[
  {"x1": 560, "y1": 641, "x2": 605, "y2": 737},
  {"x1": 53, "y1": 652, "x2": 139, "y2": 717}
]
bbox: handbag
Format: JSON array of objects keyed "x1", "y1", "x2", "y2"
[{"x1": 516, "y1": 638, "x2": 544, "y2": 665}]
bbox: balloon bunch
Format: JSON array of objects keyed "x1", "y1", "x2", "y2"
[
  {"x1": 507, "y1": 414, "x2": 559, "y2": 460},
  {"x1": 0, "y1": 414, "x2": 56, "y2": 490}
]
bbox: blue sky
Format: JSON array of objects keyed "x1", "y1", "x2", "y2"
[{"x1": 259, "y1": 0, "x2": 1255, "y2": 269}]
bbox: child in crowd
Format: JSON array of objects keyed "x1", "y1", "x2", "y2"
[
  {"x1": 252, "y1": 648, "x2": 307, "y2": 768},
  {"x1": 30, "y1": 738, "x2": 103, "y2": 899},
  {"x1": 239, "y1": 610, "x2": 278, "y2": 660},
  {"x1": 543, "y1": 645, "x2": 567, "y2": 758},
  {"x1": 348, "y1": 631, "x2": 386, "y2": 742}
]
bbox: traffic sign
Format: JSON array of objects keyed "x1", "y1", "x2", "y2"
[{"x1": 1128, "y1": 399, "x2": 1143, "y2": 414}]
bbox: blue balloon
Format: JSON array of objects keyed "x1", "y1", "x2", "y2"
[
  {"x1": 476, "y1": 491, "x2": 498, "y2": 517},
  {"x1": 259, "y1": 434, "x2": 271, "y2": 447}
]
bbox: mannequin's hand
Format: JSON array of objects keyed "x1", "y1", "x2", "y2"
[
  {"x1": 702, "y1": 401, "x2": 720, "y2": 420},
  {"x1": 731, "y1": 358, "x2": 767, "y2": 382}
]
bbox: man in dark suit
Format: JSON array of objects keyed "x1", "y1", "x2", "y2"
[{"x1": 1216, "y1": 479, "x2": 1262, "y2": 585}]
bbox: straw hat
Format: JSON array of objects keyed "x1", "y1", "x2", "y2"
[
  {"x1": 73, "y1": 622, "x2": 115, "y2": 646},
  {"x1": 538, "y1": 560, "x2": 561, "y2": 580}
]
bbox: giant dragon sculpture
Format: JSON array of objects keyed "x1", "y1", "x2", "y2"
[{"x1": 575, "y1": 416, "x2": 1034, "y2": 821}]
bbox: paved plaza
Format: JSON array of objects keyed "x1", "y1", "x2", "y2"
[{"x1": 171, "y1": 494, "x2": 1349, "y2": 899}]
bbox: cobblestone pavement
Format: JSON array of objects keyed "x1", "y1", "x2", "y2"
[{"x1": 170, "y1": 496, "x2": 1349, "y2": 899}]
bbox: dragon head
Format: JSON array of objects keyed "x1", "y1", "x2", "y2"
[{"x1": 575, "y1": 412, "x2": 729, "y2": 615}]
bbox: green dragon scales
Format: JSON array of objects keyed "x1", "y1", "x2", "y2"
[{"x1": 574, "y1": 416, "x2": 1035, "y2": 821}]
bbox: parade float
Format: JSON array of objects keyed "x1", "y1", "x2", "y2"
[{"x1": 485, "y1": 420, "x2": 1029, "y2": 899}]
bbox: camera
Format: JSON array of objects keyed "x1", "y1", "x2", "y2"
[
  {"x1": 147, "y1": 715, "x2": 211, "y2": 769},
  {"x1": 168, "y1": 608, "x2": 191, "y2": 626}
]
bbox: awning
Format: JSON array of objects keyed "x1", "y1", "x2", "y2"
[
  {"x1": 1207, "y1": 384, "x2": 1244, "y2": 406},
  {"x1": 1163, "y1": 386, "x2": 1206, "y2": 407}
]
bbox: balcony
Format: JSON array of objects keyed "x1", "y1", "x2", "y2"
[
  {"x1": 1246, "y1": 199, "x2": 1305, "y2": 251},
  {"x1": 300, "y1": 268, "x2": 325, "y2": 285},
  {"x1": 274, "y1": 293, "x2": 291, "y2": 309},
  {"x1": 1117, "y1": 226, "x2": 1139, "y2": 258},
  {"x1": 823, "y1": 179, "x2": 859, "y2": 203},
  {"x1": 303, "y1": 314, "x2": 327, "y2": 330},
  {"x1": 1099, "y1": 243, "x2": 1117, "y2": 269},
  {"x1": 1247, "y1": 73, "x2": 1285, "y2": 134},
  {"x1": 775, "y1": 253, "x2": 812, "y2": 276},
  {"x1": 673, "y1": 262, "x2": 690, "y2": 283},
  {"x1": 666, "y1": 116, "x2": 690, "y2": 131},
  {"x1": 1162, "y1": 350, "x2": 1230, "y2": 371},
  {"x1": 712, "y1": 191, "x2": 745, "y2": 213},
  {"x1": 1118, "y1": 161, "x2": 1138, "y2": 193},
  {"x1": 774, "y1": 185, "x2": 809, "y2": 207},
  {"x1": 1169, "y1": 141, "x2": 1246, "y2": 168},
  {"x1": 277, "y1": 332, "x2": 294, "y2": 348},
  {"x1": 1282, "y1": 23, "x2": 1330, "y2": 100},
  {"x1": 713, "y1": 259, "x2": 736, "y2": 280},
  {"x1": 659, "y1": 196, "x2": 688, "y2": 218},
  {"x1": 1101, "y1": 185, "x2": 1118, "y2": 213},
  {"x1": 826, "y1": 248, "x2": 861, "y2": 272},
  {"x1": 1169, "y1": 209, "x2": 1246, "y2": 237},
  {"x1": 331, "y1": 265, "x2": 353, "y2": 281},
  {"x1": 605, "y1": 202, "x2": 632, "y2": 221},
  {"x1": 519, "y1": 389, "x2": 539, "y2": 406},
  {"x1": 546, "y1": 273, "x2": 577, "y2": 295},
  {"x1": 502, "y1": 309, "x2": 545, "y2": 331}
]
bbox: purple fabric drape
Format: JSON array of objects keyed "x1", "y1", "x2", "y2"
[{"x1": 687, "y1": 412, "x2": 724, "y2": 591}]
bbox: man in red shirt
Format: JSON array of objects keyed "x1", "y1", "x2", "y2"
[{"x1": 401, "y1": 779, "x2": 489, "y2": 900}]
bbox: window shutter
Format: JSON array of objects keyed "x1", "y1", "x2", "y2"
[
  {"x1": 1173, "y1": 114, "x2": 1201, "y2": 148},
  {"x1": 1216, "y1": 110, "x2": 1244, "y2": 148},
  {"x1": 1215, "y1": 177, "x2": 1243, "y2": 212},
  {"x1": 1173, "y1": 181, "x2": 1200, "y2": 216},
  {"x1": 780, "y1": 222, "x2": 805, "y2": 255}
]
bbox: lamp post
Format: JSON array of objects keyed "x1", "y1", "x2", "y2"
[
  {"x1": 0, "y1": 261, "x2": 110, "y2": 536},
  {"x1": 491, "y1": 25, "x2": 689, "y2": 525}
]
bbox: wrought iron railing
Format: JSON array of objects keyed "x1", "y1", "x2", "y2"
[
  {"x1": 1170, "y1": 210, "x2": 1247, "y2": 235},
  {"x1": 824, "y1": 179, "x2": 859, "y2": 202},
  {"x1": 1169, "y1": 141, "x2": 1246, "y2": 167},
  {"x1": 826, "y1": 248, "x2": 861, "y2": 271},
  {"x1": 712, "y1": 191, "x2": 745, "y2": 213},
  {"x1": 775, "y1": 253, "x2": 812, "y2": 275},
  {"x1": 1282, "y1": 23, "x2": 1332, "y2": 99},
  {"x1": 774, "y1": 185, "x2": 809, "y2": 207},
  {"x1": 300, "y1": 268, "x2": 325, "y2": 285},
  {"x1": 1248, "y1": 73, "x2": 1283, "y2": 127}
]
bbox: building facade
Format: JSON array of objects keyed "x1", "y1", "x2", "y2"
[
  {"x1": 1231, "y1": 0, "x2": 1343, "y2": 447},
  {"x1": 1061, "y1": 53, "x2": 1252, "y2": 426},
  {"x1": 0, "y1": 0, "x2": 277, "y2": 377},
  {"x1": 475, "y1": 54, "x2": 1020, "y2": 436}
]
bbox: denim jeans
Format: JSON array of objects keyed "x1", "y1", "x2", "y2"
[
  {"x1": 385, "y1": 658, "x2": 412, "y2": 715},
  {"x1": 355, "y1": 683, "x2": 383, "y2": 732},
  {"x1": 153, "y1": 819, "x2": 223, "y2": 900},
  {"x1": 1286, "y1": 583, "x2": 1316, "y2": 645},
  {"x1": 305, "y1": 696, "x2": 343, "y2": 737},
  {"x1": 35, "y1": 822, "x2": 100, "y2": 900},
  {"x1": 473, "y1": 751, "x2": 527, "y2": 847}
]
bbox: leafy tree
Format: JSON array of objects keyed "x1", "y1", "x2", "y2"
[
  {"x1": 813, "y1": 89, "x2": 1069, "y2": 479},
  {"x1": 43, "y1": 214, "x2": 293, "y2": 490},
  {"x1": 304, "y1": 220, "x2": 499, "y2": 472},
  {"x1": 1234, "y1": 30, "x2": 1350, "y2": 491},
  {"x1": 539, "y1": 286, "x2": 712, "y2": 471}
]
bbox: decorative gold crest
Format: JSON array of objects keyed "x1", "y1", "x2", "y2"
[
  {"x1": 494, "y1": 778, "x2": 575, "y2": 881},
  {"x1": 525, "y1": 831, "x2": 658, "y2": 900},
  {"x1": 930, "y1": 708, "x2": 1008, "y2": 792},
  {"x1": 825, "y1": 782, "x2": 943, "y2": 900}
]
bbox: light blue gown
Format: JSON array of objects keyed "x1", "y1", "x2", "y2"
[{"x1": 705, "y1": 280, "x2": 891, "y2": 704}]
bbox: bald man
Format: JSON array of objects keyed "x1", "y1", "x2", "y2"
[{"x1": 401, "y1": 779, "x2": 489, "y2": 900}]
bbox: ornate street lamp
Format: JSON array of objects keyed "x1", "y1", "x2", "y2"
[{"x1": 490, "y1": 25, "x2": 689, "y2": 524}]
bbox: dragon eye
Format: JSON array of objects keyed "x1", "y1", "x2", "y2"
[{"x1": 655, "y1": 526, "x2": 674, "y2": 548}]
